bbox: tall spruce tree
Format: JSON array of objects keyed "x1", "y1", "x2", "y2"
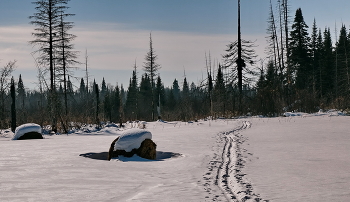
[
  {"x1": 180, "y1": 77, "x2": 190, "y2": 121},
  {"x1": 289, "y1": 8, "x2": 311, "y2": 90},
  {"x1": 321, "y1": 28, "x2": 334, "y2": 98},
  {"x1": 101, "y1": 77, "x2": 107, "y2": 99},
  {"x1": 125, "y1": 70, "x2": 138, "y2": 120},
  {"x1": 335, "y1": 25, "x2": 350, "y2": 97},
  {"x1": 213, "y1": 65, "x2": 226, "y2": 115},
  {"x1": 17, "y1": 74, "x2": 26, "y2": 124},
  {"x1": 94, "y1": 82, "x2": 100, "y2": 127},
  {"x1": 10, "y1": 77, "x2": 16, "y2": 132},
  {"x1": 138, "y1": 74, "x2": 152, "y2": 121},
  {"x1": 79, "y1": 78, "x2": 86, "y2": 97},
  {"x1": 316, "y1": 29, "x2": 324, "y2": 97},
  {"x1": 172, "y1": 79, "x2": 180, "y2": 102},
  {"x1": 310, "y1": 19, "x2": 319, "y2": 97}
]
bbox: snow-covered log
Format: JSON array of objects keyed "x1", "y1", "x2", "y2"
[
  {"x1": 12, "y1": 123, "x2": 43, "y2": 140},
  {"x1": 108, "y1": 128, "x2": 156, "y2": 160}
]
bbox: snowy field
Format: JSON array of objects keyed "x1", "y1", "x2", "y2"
[
  {"x1": 0, "y1": 113, "x2": 349, "y2": 201},
  {"x1": 242, "y1": 114, "x2": 350, "y2": 202},
  {"x1": 0, "y1": 120, "x2": 243, "y2": 201}
]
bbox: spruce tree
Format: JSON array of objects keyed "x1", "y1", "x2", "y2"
[
  {"x1": 155, "y1": 75, "x2": 165, "y2": 119},
  {"x1": 310, "y1": 19, "x2": 319, "y2": 97},
  {"x1": 316, "y1": 29, "x2": 324, "y2": 96},
  {"x1": 213, "y1": 65, "x2": 226, "y2": 115},
  {"x1": 182, "y1": 77, "x2": 189, "y2": 98},
  {"x1": 289, "y1": 8, "x2": 311, "y2": 90},
  {"x1": 79, "y1": 78, "x2": 86, "y2": 98},
  {"x1": 94, "y1": 83, "x2": 100, "y2": 127},
  {"x1": 172, "y1": 79, "x2": 180, "y2": 102},
  {"x1": 321, "y1": 28, "x2": 334, "y2": 98},
  {"x1": 113, "y1": 85, "x2": 121, "y2": 123},
  {"x1": 17, "y1": 74, "x2": 26, "y2": 124},
  {"x1": 180, "y1": 77, "x2": 190, "y2": 121},
  {"x1": 101, "y1": 77, "x2": 107, "y2": 99},
  {"x1": 104, "y1": 90, "x2": 111, "y2": 122},
  {"x1": 10, "y1": 77, "x2": 16, "y2": 132},
  {"x1": 335, "y1": 25, "x2": 350, "y2": 97},
  {"x1": 138, "y1": 74, "x2": 152, "y2": 120},
  {"x1": 125, "y1": 70, "x2": 138, "y2": 120},
  {"x1": 207, "y1": 72, "x2": 213, "y2": 115}
]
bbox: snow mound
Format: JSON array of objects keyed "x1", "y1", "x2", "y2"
[
  {"x1": 325, "y1": 109, "x2": 347, "y2": 116},
  {"x1": 283, "y1": 112, "x2": 309, "y2": 117},
  {"x1": 12, "y1": 123, "x2": 42, "y2": 140},
  {"x1": 114, "y1": 128, "x2": 152, "y2": 152}
]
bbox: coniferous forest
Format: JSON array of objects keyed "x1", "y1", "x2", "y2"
[{"x1": 1, "y1": 0, "x2": 350, "y2": 132}]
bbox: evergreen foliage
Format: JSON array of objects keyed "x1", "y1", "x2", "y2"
[
  {"x1": 289, "y1": 8, "x2": 311, "y2": 90},
  {"x1": 125, "y1": 70, "x2": 138, "y2": 120}
]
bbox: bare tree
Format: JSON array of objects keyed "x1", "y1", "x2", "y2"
[
  {"x1": 143, "y1": 33, "x2": 161, "y2": 120},
  {"x1": 30, "y1": 0, "x2": 75, "y2": 132},
  {"x1": 56, "y1": 8, "x2": 78, "y2": 117}
]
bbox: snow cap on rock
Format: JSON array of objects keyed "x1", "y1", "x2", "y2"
[
  {"x1": 12, "y1": 123, "x2": 42, "y2": 140},
  {"x1": 114, "y1": 128, "x2": 152, "y2": 152}
]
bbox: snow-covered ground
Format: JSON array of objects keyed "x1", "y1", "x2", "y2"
[
  {"x1": 0, "y1": 113, "x2": 349, "y2": 201},
  {"x1": 242, "y1": 114, "x2": 350, "y2": 201},
  {"x1": 0, "y1": 119, "x2": 243, "y2": 201}
]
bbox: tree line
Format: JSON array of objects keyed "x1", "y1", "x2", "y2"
[
  {"x1": 257, "y1": 1, "x2": 350, "y2": 115},
  {"x1": 1, "y1": 0, "x2": 350, "y2": 132}
]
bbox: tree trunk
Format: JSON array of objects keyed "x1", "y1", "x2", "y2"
[
  {"x1": 95, "y1": 83, "x2": 100, "y2": 128},
  {"x1": 237, "y1": 0, "x2": 244, "y2": 112},
  {"x1": 11, "y1": 79, "x2": 16, "y2": 132}
]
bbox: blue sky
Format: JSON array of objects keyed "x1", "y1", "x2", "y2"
[{"x1": 1, "y1": 0, "x2": 350, "y2": 90}]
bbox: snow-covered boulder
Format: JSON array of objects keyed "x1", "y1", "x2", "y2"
[
  {"x1": 108, "y1": 128, "x2": 156, "y2": 160},
  {"x1": 12, "y1": 123, "x2": 43, "y2": 140},
  {"x1": 114, "y1": 129, "x2": 152, "y2": 152}
]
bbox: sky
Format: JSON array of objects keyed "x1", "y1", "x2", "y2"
[{"x1": 1, "y1": 0, "x2": 350, "y2": 90}]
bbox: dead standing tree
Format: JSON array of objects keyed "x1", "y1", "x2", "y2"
[
  {"x1": 237, "y1": 0, "x2": 244, "y2": 111},
  {"x1": 143, "y1": 33, "x2": 161, "y2": 121},
  {"x1": 222, "y1": 0, "x2": 257, "y2": 114},
  {"x1": 30, "y1": 0, "x2": 75, "y2": 133}
]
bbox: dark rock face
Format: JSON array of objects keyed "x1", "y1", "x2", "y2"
[
  {"x1": 17, "y1": 132, "x2": 43, "y2": 140},
  {"x1": 137, "y1": 139, "x2": 157, "y2": 160},
  {"x1": 108, "y1": 137, "x2": 157, "y2": 161},
  {"x1": 108, "y1": 137, "x2": 120, "y2": 161}
]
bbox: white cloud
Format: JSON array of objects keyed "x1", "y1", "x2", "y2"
[{"x1": 0, "y1": 23, "x2": 268, "y2": 89}]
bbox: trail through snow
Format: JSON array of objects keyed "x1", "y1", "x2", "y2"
[{"x1": 203, "y1": 120, "x2": 264, "y2": 202}]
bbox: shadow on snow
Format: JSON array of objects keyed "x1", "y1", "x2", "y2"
[{"x1": 79, "y1": 151, "x2": 182, "y2": 162}]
